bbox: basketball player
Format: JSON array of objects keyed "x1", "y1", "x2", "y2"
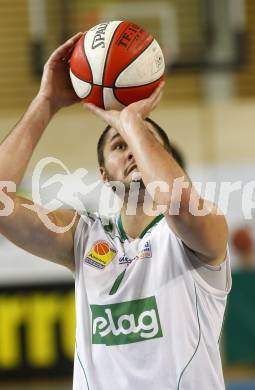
[{"x1": 0, "y1": 34, "x2": 231, "y2": 389}]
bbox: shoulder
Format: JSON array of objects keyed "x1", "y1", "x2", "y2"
[{"x1": 74, "y1": 211, "x2": 116, "y2": 239}]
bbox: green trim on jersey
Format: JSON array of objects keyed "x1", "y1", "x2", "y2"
[
  {"x1": 117, "y1": 215, "x2": 128, "y2": 241},
  {"x1": 177, "y1": 283, "x2": 201, "y2": 389},
  {"x1": 109, "y1": 269, "x2": 126, "y2": 295},
  {"x1": 110, "y1": 214, "x2": 164, "y2": 295},
  {"x1": 140, "y1": 214, "x2": 164, "y2": 238},
  {"x1": 117, "y1": 214, "x2": 164, "y2": 241},
  {"x1": 76, "y1": 341, "x2": 90, "y2": 389}
]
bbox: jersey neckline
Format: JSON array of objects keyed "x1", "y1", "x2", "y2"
[{"x1": 117, "y1": 214, "x2": 164, "y2": 241}]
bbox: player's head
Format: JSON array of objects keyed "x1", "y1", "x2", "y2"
[{"x1": 97, "y1": 118, "x2": 185, "y2": 188}]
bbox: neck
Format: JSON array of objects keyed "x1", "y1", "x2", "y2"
[{"x1": 120, "y1": 196, "x2": 161, "y2": 239}]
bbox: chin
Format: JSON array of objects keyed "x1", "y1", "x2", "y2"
[{"x1": 125, "y1": 178, "x2": 146, "y2": 191}]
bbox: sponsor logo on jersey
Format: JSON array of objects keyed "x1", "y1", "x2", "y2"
[
  {"x1": 119, "y1": 255, "x2": 134, "y2": 265},
  {"x1": 138, "y1": 240, "x2": 152, "y2": 259},
  {"x1": 90, "y1": 296, "x2": 163, "y2": 345},
  {"x1": 84, "y1": 240, "x2": 116, "y2": 270},
  {"x1": 118, "y1": 241, "x2": 152, "y2": 265}
]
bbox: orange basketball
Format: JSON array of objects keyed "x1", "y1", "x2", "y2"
[
  {"x1": 69, "y1": 20, "x2": 165, "y2": 109},
  {"x1": 232, "y1": 228, "x2": 252, "y2": 254},
  {"x1": 94, "y1": 241, "x2": 110, "y2": 256}
]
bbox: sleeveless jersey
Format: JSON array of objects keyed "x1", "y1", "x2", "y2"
[{"x1": 73, "y1": 212, "x2": 231, "y2": 390}]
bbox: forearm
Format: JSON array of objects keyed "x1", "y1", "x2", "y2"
[
  {"x1": 119, "y1": 111, "x2": 192, "y2": 206},
  {"x1": 120, "y1": 111, "x2": 227, "y2": 263},
  {"x1": 0, "y1": 194, "x2": 77, "y2": 270},
  {"x1": 0, "y1": 95, "x2": 56, "y2": 186}
]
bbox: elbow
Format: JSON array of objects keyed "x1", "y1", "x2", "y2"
[
  {"x1": 197, "y1": 215, "x2": 229, "y2": 264},
  {"x1": 0, "y1": 191, "x2": 16, "y2": 218}
]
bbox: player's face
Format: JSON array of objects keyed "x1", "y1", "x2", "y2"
[{"x1": 100, "y1": 124, "x2": 165, "y2": 190}]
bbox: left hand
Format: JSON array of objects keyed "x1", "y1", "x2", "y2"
[
  {"x1": 38, "y1": 32, "x2": 83, "y2": 113},
  {"x1": 84, "y1": 81, "x2": 165, "y2": 132}
]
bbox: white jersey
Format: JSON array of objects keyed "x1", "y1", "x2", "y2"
[{"x1": 73, "y1": 212, "x2": 231, "y2": 390}]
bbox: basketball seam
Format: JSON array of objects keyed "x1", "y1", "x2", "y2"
[
  {"x1": 70, "y1": 70, "x2": 93, "y2": 99},
  {"x1": 70, "y1": 70, "x2": 103, "y2": 87},
  {"x1": 82, "y1": 33, "x2": 105, "y2": 107},
  {"x1": 71, "y1": 72, "x2": 162, "y2": 89},
  {"x1": 112, "y1": 76, "x2": 163, "y2": 106},
  {"x1": 113, "y1": 36, "x2": 154, "y2": 87},
  {"x1": 71, "y1": 69, "x2": 106, "y2": 107},
  {"x1": 115, "y1": 76, "x2": 163, "y2": 89},
  {"x1": 70, "y1": 72, "x2": 162, "y2": 106},
  {"x1": 103, "y1": 88, "x2": 124, "y2": 110},
  {"x1": 101, "y1": 22, "x2": 124, "y2": 109},
  {"x1": 86, "y1": 26, "x2": 106, "y2": 108},
  {"x1": 82, "y1": 33, "x2": 93, "y2": 84},
  {"x1": 72, "y1": 29, "x2": 160, "y2": 107},
  {"x1": 102, "y1": 21, "x2": 124, "y2": 87},
  {"x1": 112, "y1": 88, "x2": 127, "y2": 106}
]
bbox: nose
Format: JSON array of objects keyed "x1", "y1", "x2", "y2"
[{"x1": 127, "y1": 148, "x2": 134, "y2": 161}]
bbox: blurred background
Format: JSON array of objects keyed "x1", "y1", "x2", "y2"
[{"x1": 1, "y1": 0, "x2": 255, "y2": 389}]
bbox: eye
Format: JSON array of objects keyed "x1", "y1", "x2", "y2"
[{"x1": 114, "y1": 142, "x2": 126, "y2": 151}]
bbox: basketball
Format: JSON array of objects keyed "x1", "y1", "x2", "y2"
[
  {"x1": 94, "y1": 241, "x2": 110, "y2": 256},
  {"x1": 232, "y1": 228, "x2": 253, "y2": 255},
  {"x1": 69, "y1": 20, "x2": 165, "y2": 110}
]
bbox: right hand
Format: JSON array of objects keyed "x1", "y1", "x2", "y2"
[
  {"x1": 37, "y1": 32, "x2": 83, "y2": 113},
  {"x1": 84, "y1": 82, "x2": 164, "y2": 133}
]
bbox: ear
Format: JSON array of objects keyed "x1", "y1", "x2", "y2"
[{"x1": 100, "y1": 166, "x2": 108, "y2": 183}]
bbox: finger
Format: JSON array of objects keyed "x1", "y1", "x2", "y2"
[
  {"x1": 149, "y1": 82, "x2": 165, "y2": 102},
  {"x1": 147, "y1": 81, "x2": 165, "y2": 104},
  {"x1": 47, "y1": 32, "x2": 83, "y2": 64},
  {"x1": 138, "y1": 89, "x2": 160, "y2": 115},
  {"x1": 59, "y1": 32, "x2": 84, "y2": 53},
  {"x1": 159, "y1": 80, "x2": 166, "y2": 89},
  {"x1": 84, "y1": 103, "x2": 104, "y2": 115},
  {"x1": 129, "y1": 87, "x2": 160, "y2": 115},
  {"x1": 84, "y1": 103, "x2": 110, "y2": 123},
  {"x1": 150, "y1": 91, "x2": 163, "y2": 111},
  {"x1": 55, "y1": 33, "x2": 83, "y2": 61},
  {"x1": 64, "y1": 45, "x2": 76, "y2": 62},
  {"x1": 84, "y1": 103, "x2": 121, "y2": 129},
  {"x1": 139, "y1": 88, "x2": 163, "y2": 118},
  {"x1": 63, "y1": 32, "x2": 87, "y2": 61}
]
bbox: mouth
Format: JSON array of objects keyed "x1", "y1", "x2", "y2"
[{"x1": 125, "y1": 164, "x2": 137, "y2": 177}]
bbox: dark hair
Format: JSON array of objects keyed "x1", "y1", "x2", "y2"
[{"x1": 97, "y1": 118, "x2": 185, "y2": 169}]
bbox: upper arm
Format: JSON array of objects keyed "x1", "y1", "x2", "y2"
[
  {"x1": 165, "y1": 199, "x2": 228, "y2": 266},
  {"x1": 0, "y1": 195, "x2": 80, "y2": 272},
  {"x1": 183, "y1": 242, "x2": 230, "y2": 291}
]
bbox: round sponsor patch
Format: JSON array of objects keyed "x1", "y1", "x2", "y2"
[
  {"x1": 93, "y1": 241, "x2": 110, "y2": 256},
  {"x1": 84, "y1": 240, "x2": 116, "y2": 270}
]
